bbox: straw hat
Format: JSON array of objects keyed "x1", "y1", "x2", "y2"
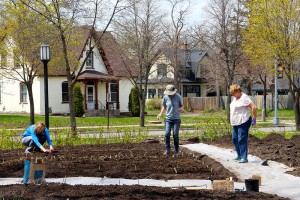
[{"x1": 164, "y1": 84, "x2": 177, "y2": 95}]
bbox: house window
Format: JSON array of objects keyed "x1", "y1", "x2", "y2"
[
  {"x1": 62, "y1": 82, "x2": 69, "y2": 102},
  {"x1": 86, "y1": 51, "x2": 93, "y2": 68},
  {"x1": 20, "y1": 83, "x2": 27, "y2": 103},
  {"x1": 110, "y1": 82, "x2": 118, "y2": 102},
  {"x1": 157, "y1": 64, "x2": 167, "y2": 78},
  {"x1": 148, "y1": 89, "x2": 156, "y2": 99},
  {"x1": 158, "y1": 88, "x2": 164, "y2": 98},
  {"x1": 0, "y1": 53, "x2": 7, "y2": 67},
  {"x1": 183, "y1": 85, "x2": 200, "y2": 97}
]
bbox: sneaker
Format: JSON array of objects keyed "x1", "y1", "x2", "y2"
[
  {"x1": 174, "y1": 151, "x2": 181, "y2": 156},
  {"x1": 25, "y1": 150, "x2": 31, "y2": 154},
  {"x1": 239, "y1": 158, "x2": 248, "y2": 163},
  {"x1": 233, "y1": 156, "x2": 241, "y2": 161},
  {"x1": 164, "y1": 151, "x2": 170, "y2": 156}
]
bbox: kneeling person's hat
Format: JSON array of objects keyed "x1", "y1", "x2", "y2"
[{"x1": 164, "y1": 85, "x2": 177, "y2": 95}]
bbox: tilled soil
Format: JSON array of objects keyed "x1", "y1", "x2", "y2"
[
  {"x1": 0, "y1": 135, "x2": 291, "y2": 200},
  {"x1": 203, "y1": 133, "x2": 300, "y2": 176}
]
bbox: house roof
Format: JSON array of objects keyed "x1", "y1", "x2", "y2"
[
  {"x1": 77, "y1": 70, "x2": 119, "y2": 81},
  {"x1": 95, "y1": 31, "x2": 138, "y2": 77},
  {"x1": 47, "y1": 26, "x2": 138, "y2": 78},
  {"x1": 252, "y1": 78, "x2": 289, "y2": 91},
  {"x1": 161, "y1": 48, "x2": 208, "y2": 75}
]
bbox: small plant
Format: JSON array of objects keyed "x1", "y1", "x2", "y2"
[{"x1": 146, "y1": 98, "x2": 161, "y2": 109}]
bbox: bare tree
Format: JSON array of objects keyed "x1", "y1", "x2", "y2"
[
  {"x1": 18, "y1": 0, "x2": 121, "y2": 134},
  {"x1": 113, "y1": 0, "x2": 164, "y2": 127},
  {"x1": 162, "y1": 0, "x2": 191, "y2": 91},
  {"x1": 193, "y1": 0, "x2": 246, "y2": 121}
]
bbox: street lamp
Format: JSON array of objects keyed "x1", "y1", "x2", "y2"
[
  {"x1": 40, "y1": 44, "x2": 51, "y2": 128},
  {"x1": 273, "y1": 61, "x2": 280, "y2": 125}
]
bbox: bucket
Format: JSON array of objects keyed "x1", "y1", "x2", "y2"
[{"x1": 245, "y1": 179, "x2": 259, "y2": 192}]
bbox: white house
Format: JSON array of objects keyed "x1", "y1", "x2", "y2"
[
  {"x1": 0, "y1": 27, "x2": 137, "y2": 116},
  {"x1": 145, "y1": 45, "x2": 209, "y2": 100}
]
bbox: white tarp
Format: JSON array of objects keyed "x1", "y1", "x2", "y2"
[{"x1": 183, "y1": 143, "x2": 300, "y2": 200}]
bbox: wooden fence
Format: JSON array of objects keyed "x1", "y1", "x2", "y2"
[{"x1": 183, "y1": 95, "x2": 293, "y2": 111}]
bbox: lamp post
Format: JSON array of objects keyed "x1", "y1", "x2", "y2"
[
  {"x1": 40, "y1": 44, "x2": 51, "y2": 128},
  {"x1": 273, "y1": 61, "x2": 279, "y2": 125}
]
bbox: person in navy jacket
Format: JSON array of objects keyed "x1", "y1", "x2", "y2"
[{"x1": 22, "y1": 122, "x2": 54, "y2": 153}]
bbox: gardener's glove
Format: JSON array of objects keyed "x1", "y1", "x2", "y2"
[{"x1": 252, "y1": 118, "x2": 256, "y2": 126}]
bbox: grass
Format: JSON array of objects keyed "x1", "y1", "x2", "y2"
[{"x1": 0, "y1": 108, "x2": 298, "y2": 150}]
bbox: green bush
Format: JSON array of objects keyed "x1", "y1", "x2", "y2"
[
  {"x1": 74, "y1": 84, "x2": 84, "y2": 117},
  {"x1": 146, "y1": 98, "x2": 161, "y2": 109},
  {"x1": 128, "y1": 87, "x2": 140, "y2": 117}
]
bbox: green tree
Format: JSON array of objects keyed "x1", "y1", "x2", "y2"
[
  {"x1": 0, "y1": 1, "x2": 53, "y2": 125},
  {"x1": 243, "y1": 0, "x2": 300, "y2": 130},
  {"x1": 74, "y1": 84, "x2": 84, "y2": 117},
  {"x1": 128, "y1": 87, "x2": 140, "y2": 117}
]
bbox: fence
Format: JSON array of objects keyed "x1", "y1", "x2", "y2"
[{"x1": 183, "y1": 95, "x2": 293, "y2": 111}]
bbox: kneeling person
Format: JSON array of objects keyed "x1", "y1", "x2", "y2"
[{"x1": 22, "y1": 122, "x2": 54, "y2": 153}]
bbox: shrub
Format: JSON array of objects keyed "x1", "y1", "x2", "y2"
[
  {"x1": 146, "y1": 98, "x2": 161, "y2": 109},
  {"x1": 74, "y1": 84, "x2": 84, "y2": 117},
  {"x1": 128, "y1": 87, "x2": 140, "y2": 117}
]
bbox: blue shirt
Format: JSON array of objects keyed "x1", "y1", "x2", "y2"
[
  {"x1": 22, "y1": 125, "x2": 52, "y2": 148},
  {"x1": 162, "y1": 93, "x2": 183, "y2": 120}
]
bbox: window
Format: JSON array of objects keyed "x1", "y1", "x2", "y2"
[
  {"x1": 157, "y1": 64, "x2": 167, "y2": 78},
  {"x1": 0, "y1": 53, "x2": 7, "y2": 67},
  {"x1": 20, "y1": 83, "x2": 27, "y2": 103},
  {"x1": 110, "y1": 82, "x2": 118, "y2": 102},
  {"x1": 62, "y1": 82, "x2": 69, "y2": 102},
  {"x1": 183, "y1": 85, "x2": 200, "y2": 97},
  {"x1": 86, "y1": 51, "x2": 93, "y2": 68},
  {"x1": 158, "y1": 88, "x2": 164, "y2": 98},
  {"x1": 148, "y1": 89, "x2": 156, "y2": 99}
]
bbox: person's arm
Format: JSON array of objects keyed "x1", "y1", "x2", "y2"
[
  {"x1": 45, "y1": 128, "x2": 54, "y2": 152},
  {"x1": 157, "y1": 105, "x2": 166, "y2": 120},
  {"x1": 249, "y1": 102, "x2": 257, "y2": 125},
  {"x1": 178, "y1": 95, "x2": 184, "y2": 113}
]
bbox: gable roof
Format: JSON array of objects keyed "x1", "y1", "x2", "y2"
[
  {"x1": 95, "y1": 31, "x2": 138, "y2": 77},
  {"x1": 48, "y1": 26, "x2": 137, "y2": 78},
  {"x1": 161, "y1": 48, "x2": 208, "y2": 75}
]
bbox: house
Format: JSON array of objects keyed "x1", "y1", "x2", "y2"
[
  {"x1": 0, "y1": 27, "x2": 137, "y2": 116},
  {"x1": 146, "y1": 44, "x2": 209, "y2": 100}
]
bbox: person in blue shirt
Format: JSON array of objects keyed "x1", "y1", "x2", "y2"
[
  {"x1": 22, "y1": 122, "x2": 54, "y2": 153},
  {"x1": 157, "y1": 85, "x2": 184, "y2": 156}
]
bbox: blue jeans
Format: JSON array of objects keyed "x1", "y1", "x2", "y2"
[
  {"x1": 22, "y1": 134, "x2": 46, "y2": 152},
  {"x1": 164, "y1": 118, "x2": 181, "y2": 153},
  {"x1": 232, "y1": 117, "x2": 252, "y2": 160}
]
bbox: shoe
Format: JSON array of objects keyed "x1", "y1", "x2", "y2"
[
  {"x1": 164, "y1": 151, "x2": 170, "y2": 156},
  {"x1": 233, "y1": 156, "x2": 241, "y2": 161},
  {"x1": 174, "y1": 151, "x2": 181, "y2": 156},
  {"x1": 25, "y1": 150, "x2": 31, "y2": 154},
  {"x1": 239, "y1": 158, "x2": 248, "y2": 163}
]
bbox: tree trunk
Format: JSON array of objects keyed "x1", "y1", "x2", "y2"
[
  {"x1": 294, "y1": 92, "x2": 300, "y2": 131},
  {"x1": 68, "y1": 87, "x2": 77, "y2": 135},
  {"x1": 27, "y1": 83, "x2": 35, "y2": 125}
]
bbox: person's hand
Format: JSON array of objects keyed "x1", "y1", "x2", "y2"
[
  {"x1": 179, "y1": 108, "x2": 184, "y2": 113},
  {"x1": 157, "y1": 113, "x2": 162, "y2": 120},
  {"x1": 49, "y1": 146, "x2": 54, "y2": 153},
  {"x1": 43, "y1": 149, "x2": 50, "y2": 153},
  {"x1": 252, "y1": 118, "x2": 256, "y2": 126}
]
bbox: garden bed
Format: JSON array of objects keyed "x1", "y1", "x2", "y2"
[{"x1": 0, "y1": 137, "x2": 291, "y2": 199}]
